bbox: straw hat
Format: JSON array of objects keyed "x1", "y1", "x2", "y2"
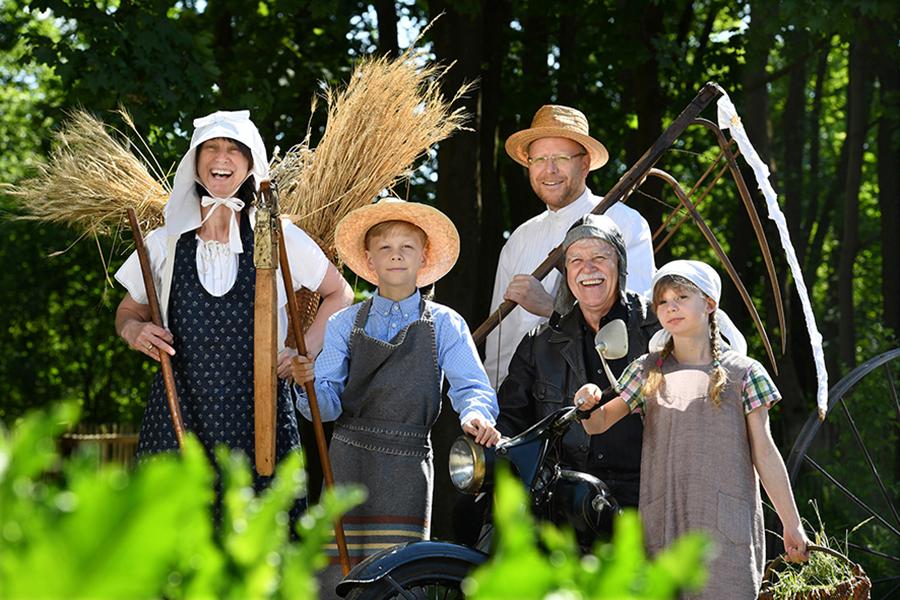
[
  {"x1": 505, "y1": 105, "x2": 609, "y2": 171},
  {"x1": 334, "y1": 197, "x2": 461, "y2": 287}
]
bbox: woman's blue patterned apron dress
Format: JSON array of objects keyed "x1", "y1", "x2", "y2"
[{"x1": 136, "y1": 213, "x2": 301, "y2": 500}]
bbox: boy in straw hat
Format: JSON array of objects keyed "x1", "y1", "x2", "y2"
[
  {"x1": 291, "y1": 197, "x2": 499, "y2": 586},
  {"x1": 485, "y1": 104, "x2": 656, "y2": 388}
]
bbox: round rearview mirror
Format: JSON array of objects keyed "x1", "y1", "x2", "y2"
[{"x1": 594, "y1": 319, "x2": 628, "y2": 360}]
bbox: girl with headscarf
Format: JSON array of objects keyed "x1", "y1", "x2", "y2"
[
  {"x1": 114, "y1": 110, "x2": 352, "y2": 491},
  {"x1": 574, "y1": 259, "x2": 808, "y2": 598}
]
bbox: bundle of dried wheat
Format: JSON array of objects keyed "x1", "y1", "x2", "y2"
[
  {"x1": 5, "y1": 35, "x2": 468, "y2": 265},
  {"x1": 272, "y1": 45, "x2": 470, "y2": 259},
  {"x1": 3, "y1": 109, "x2": 168, "y2": 238}
]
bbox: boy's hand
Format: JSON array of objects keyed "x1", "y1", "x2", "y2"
[
  {"x1": 463, "y1": 417, "x2": 501, "y2": 448},
  {"x1": 290, "y1": 353, "x2": 315, "y2": 386}
]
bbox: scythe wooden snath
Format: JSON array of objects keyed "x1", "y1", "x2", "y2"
[
  {"x1": 253, "y1": 181, "x2": 279, "y2": 476},
  {"x1": 126, "y1": 207, "x2": 185, "y2": 447},
  {"x1": 472, "y1": 81, "x2": 787, "y2": 373}
]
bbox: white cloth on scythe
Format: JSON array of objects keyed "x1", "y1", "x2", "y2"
[
  {"x1": 716, "y1": 90, "x2": 828, "y2": 419},
  {"x1": 114, "y1": 110, "x2": 328, "y2": 347}
]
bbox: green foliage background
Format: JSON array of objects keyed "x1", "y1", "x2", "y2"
[{"x1": 0, "y1": 0, "x2": 898, "y2": 594}]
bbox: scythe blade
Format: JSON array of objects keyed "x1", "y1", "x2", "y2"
[
  {"x1": 647, "y1": 168, "x2": 778, "y2": 373},
  {"x1": 693, "y1": 118, "x2": 786, "y2": 352}
]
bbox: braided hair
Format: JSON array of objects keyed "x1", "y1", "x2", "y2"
[
  {"x1": 641, "y1": 335, "x2": 674, "y2": 400},
  {"x1": 708, "y1": 312, "x2": 727, "y2": 407}
]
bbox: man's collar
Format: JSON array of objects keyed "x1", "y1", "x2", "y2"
[
  {"x1": 546, "y1": 187, "x2": 594, "y2": 219},
  {"x1": 372, "y1": 289, "x2": 421, "y2": 316},
  {"x1": 577, "y1": 296, "x2": 628, "y2": 334}
]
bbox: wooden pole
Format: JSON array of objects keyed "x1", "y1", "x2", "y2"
[
  {"x1": 277, "y1": 218, "x2": 353, "y2": 576},
  {"x1": 254, "y1": 181, "x2": 278, "y2": 476},
  {"x1": 126, "y1": 208, "x2": 185, "y2": 447}
]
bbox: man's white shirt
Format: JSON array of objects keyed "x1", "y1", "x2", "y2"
[{"x1": 484, "y1": 188, "x2": 655, "y2": 388}]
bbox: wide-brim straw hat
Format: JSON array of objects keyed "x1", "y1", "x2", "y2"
[
  {"x1": 505, "y1": 105, "x2": 609, "y2": 171},
  {"x1": 335, "y1": 197, "x2": 460, "y2": 287}
]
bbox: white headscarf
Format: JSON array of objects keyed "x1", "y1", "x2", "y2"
[
  {"x1": 157, "y1": 110, "x2": 268, "y2": 325},
  {"x1": 164, "y1": 110, "x2": 268, "y2": 255},
  {"x1": 648, "y1": 259, "x2": 747, "y2": 355}
]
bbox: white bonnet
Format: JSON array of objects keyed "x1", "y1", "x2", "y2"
[{"x1": 163, "y1": 110, "x2": 268, "y2": 237}]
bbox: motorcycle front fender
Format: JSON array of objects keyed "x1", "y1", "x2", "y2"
[{"x1": 335, "y1": 541, "x2": 488, "y2": 596}]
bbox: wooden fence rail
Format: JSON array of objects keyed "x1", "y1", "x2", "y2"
[{"x1": 59, "y1": 424, "x2": 139, "y2": 469}]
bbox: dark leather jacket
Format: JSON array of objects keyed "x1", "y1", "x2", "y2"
[{"x1": 497, "y1": 291, "x2": 659, "y2": 475}]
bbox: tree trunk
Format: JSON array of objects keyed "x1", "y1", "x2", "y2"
[
  {"x1": 837, "y1": 35, "x2": 875, "y2": 367},
  {"x1": 876, "y1": 35, "x2": 900, "y2": 340},
  {"x1": 208, "y1": 1, "x2": 235, "y2": 100},
  {"x1": 803, "y1": 46, "x2": 830, "y2": 243},
  {"x1": 557, "y1": 9, "x2": 579, "y2": 105},
  {"x1": 781, "y1": 30, "x2": 807, "y2": 264},
  {"x1": 373, "y1": 0, "x2": 399, "y2": 57},
  {"x1": 427, "y1": 0, "x2": 484, "y2": 543},
  {"x1": 617, "y1": 0, "x2": 666, "y2": 244},
  {"x1": 428, "y1": 3, "x2": 483, "y2": 323},
  {"x1": 734, "y1": 3, "x2": 775, "y2": 330},
  {"x1": 777, "y1": 29, "x2": 811, "y2": 441},
  {"x1": 736, "y1": 4, "x2": 808, "y2": 444},
  {"x1": 873, "y1": 25, "x2": 900, "y2": 488},
  {"x1": 507, "y1": 1, "x2": 552, "y2": 231},
  {"x1": 476, "y1": 0, "x2": 511, "y2": 322}
]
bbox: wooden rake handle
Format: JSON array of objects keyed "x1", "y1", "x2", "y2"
[
  {"x1": 277, "y1": 219, "x2": 352, "y2": 576},
  {"x1": 126, "y1": 208, "x2": 185, "y2": 448}
]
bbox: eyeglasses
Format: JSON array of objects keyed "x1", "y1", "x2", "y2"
[{"x1": 526, "y1": 152, "x2": 586, "y2": 168}]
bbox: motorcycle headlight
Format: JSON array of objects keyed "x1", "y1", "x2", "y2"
[{"x1": 448, "y1": 435, "x2": 486, "y2": 494}]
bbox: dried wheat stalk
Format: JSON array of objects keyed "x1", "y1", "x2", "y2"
[
  {"x1": 272, "y1": 45, "x2": 471, "y2": 259},
  {"x1": 2, "y1": 109, "x2": 168, "y2": 237},
  {"x1": 6, "y1": 38, "x2": 470, "y2": 265}
]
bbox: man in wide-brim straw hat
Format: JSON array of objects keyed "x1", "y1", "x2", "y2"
[
  {"x1": 484, "y1": 104, "x2": 657, "y2": 388},
  {"x1": 290, "y1": 197, "x2": 499, "y2": 594}
]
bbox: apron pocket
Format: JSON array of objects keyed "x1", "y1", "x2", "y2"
[{"x1": 716, "y1": 491, "x2": 751, "y2": 545}]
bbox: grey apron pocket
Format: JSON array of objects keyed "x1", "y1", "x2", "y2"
[{"x1": 716, "y1": 490, "x2": 751, "y2": 545}]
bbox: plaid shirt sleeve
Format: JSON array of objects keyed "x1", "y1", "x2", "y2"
[
  {"x1": 741, "y1": 359, "x2": 781, "y2": 414},
  {"x1": 616, "y1": 356, "x2": 647, "y2": 414}
]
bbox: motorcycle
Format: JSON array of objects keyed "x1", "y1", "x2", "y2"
[{"x1": 334, "y1": 321, "x2": 629, "y2": 599}]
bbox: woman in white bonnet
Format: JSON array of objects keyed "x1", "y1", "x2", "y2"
[
  {"x1": 575, "y1": 259, "x2": 808, "y2": 598},
  {"x1": 114, "y1": 110, "x2": 352, "y2": 498}
]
